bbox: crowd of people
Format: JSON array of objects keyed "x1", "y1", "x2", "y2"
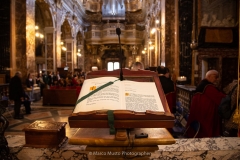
[{"x1": 8, "y1": 70, "x2": 86, "y2": 119}]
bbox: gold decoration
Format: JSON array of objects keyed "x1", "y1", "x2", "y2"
[
  {"x1": 233, "y1": 108, "x2": 240, "y2": 124},
  {"x1": 90, "y1": 86, "x2": 96, "y2": 91}
]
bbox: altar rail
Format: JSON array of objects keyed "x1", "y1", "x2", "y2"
[
  {"x1": 175, "y1": 85, "x2": 196, "y2": 127},
  {"x1": 176, "y1": 85, "x2": 196, "y2": 112}
]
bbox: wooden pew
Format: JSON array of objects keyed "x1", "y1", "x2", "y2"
[{"x1": 43, "y1": 87, "x2": 80, "y2": 105}]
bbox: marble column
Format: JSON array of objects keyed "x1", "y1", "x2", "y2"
[
  {"x1": 14, "y1": 0, "x2": 27, "y2": 78},
  {"x1": 190, "y1": 0, "x2": 198, "y2": 85},
  {"x1": 73, "y1": 37, "x2": 77, "y2": 69},
  {"x1": 55, "y1": 11, "x2": 63, "y2": 68},
  {"x1": 154, "y1": 28, "x2": 158, "y2": 67},
  {"x1": 65, "y1": 38, "x2": 74, "y2": 72},
  {"x1": 157, "y1": 28, "x2": 161, "y2": 66},
  {"x1": 44, "y1": 27, "x2": 55, "y2": 72},
  {"x1": 10, "y1": 0, "x2": 16, "y2": 77},
  {"x1": 174, "y1": 0, "x2": 179, "y2": 78},
  {"x1": 26, "y1": 0, "x2": 35, "y2": 73},
  {"x1": 160, "y1": 0, "x2": 166, "y2": 66}
]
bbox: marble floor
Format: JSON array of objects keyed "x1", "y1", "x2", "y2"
[{"x1": 3, "y1": 99, "x2": 79, "y2": 137}]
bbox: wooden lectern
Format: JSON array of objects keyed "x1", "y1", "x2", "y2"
[{"x1": 68, "y1": 69, "x2": 175, "y2": 159}]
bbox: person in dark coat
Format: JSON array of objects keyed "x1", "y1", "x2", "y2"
[
  {"x1": 156, "y1": 66, "x2": 176, "y2": 113},
  {"x1": 186, "y1": 70, "x2": 226, "y2": 138},
  {"x1": 156, "y1": 66, "x2": 175, "y2": 94},
  {"x1": 9, "y1": 71, "x2": 31, "y2": 119}
]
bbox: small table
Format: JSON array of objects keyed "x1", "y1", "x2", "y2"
[{"x1": 23, "y1": 121, "x2": 68, "y2": 148}]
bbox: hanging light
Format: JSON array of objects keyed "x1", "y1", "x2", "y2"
[
  {"x1": 40, "y1": 34, "x2": 44, "y2": 38},
  {"x1": 35, "y1": 32, "x2": 40, "y2": 37},
  {"x1": 35, "y1": 25, "x2": 39, "y2": 30},
  {"x1": 61, "y1": 41, "x2": 64, "y2": 45},
  {"x1": 77, "y1": 53, "x2": 81, "y2": 56},
  {"x1": 151, "y1": 28, "x2": 156, "y2": 34}
]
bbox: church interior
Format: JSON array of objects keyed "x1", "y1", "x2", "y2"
[{"x1": 0, "y1": 0, "x2": 240, "y2": 159}]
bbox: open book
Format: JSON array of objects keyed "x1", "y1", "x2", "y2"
[{"x1": 73, "y1": 77, "x2": 164, "y2": 113}]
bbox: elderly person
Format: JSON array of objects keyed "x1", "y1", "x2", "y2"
[
  {"x1": 186, "y1": 70, "x2": 226, "y2": 138},
  {"x1": 131, "y1": 62, "x2": 144, "y2": 71}
]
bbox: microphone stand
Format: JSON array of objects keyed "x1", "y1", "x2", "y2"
[{"x1": 116, "y1": 28, "x2": 124, "y2": 81}]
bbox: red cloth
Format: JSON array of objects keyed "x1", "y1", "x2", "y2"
[
  {"x1": 72, "y1": 78, "x2": 79, "y2": 86},
  {"x1": 76, "y1": 86, "x2": 81, "y2": 97},
  {"x1": 186, "y1": 84, "x2": 225, "y2": 138},
  {"x1": 166, "y1": 92, "x2": 176, "y2": 113}
]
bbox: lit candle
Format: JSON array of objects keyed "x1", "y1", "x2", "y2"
[
  {"x1": 177, "y1": 76, "x2": 187, "y2": 81},
  {"x1": 92, "y1": 66, "x2": 98, "y2": 71}
]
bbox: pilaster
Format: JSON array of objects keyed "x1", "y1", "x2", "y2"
[
  {"x1": 14, "y1": 0, "x2": 27, "y2": 78},
  {"x1": 73, "y1": 37, "x2": 77, "y2": 69},
  {"x1": 44, "y1": 27, "x2": 55, "y2": 72},
  {"x1": 160, "y1": 0, "x2": 166, "y2": 66},
  {"x1": 26, "y1": 0, "x2": 36, "y2": 73},
  {"x1": 10, "y1": 0, "x2": 16, "y2": 77},
  {"x1": 64, "y1": 38, "x2": 74, "y2": 72}
]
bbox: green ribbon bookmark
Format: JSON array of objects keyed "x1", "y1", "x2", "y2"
[
  {"x1": 74, "y1": 78, "x2": 119, "y2": 135},
  {"x1": 75, "y1": 78, "x2": 119, "y2": 105},
  {"x1": 107, "y1": 110, "x2": 116, "y2": 135}
]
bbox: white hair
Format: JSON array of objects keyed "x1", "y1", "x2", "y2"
[
  {"x1": 131, "y1": 62, "x2": 144, "y2": 71},
  {"x1": 205, "y1": 70, "x2": 218, "y2": 78}
]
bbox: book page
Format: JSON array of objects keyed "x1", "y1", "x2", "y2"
[
  {"x1": 122, "y1": 81, "x2": 164, "y2": 112},
  {"x1": 73, "y1": 77, "x2": 124, "y2": 113}
]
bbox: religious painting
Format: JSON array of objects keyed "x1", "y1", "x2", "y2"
[
  {"x1": 201, "y1": 0, "x2": 238, "y2": 27},
  {"x1": 47, "y1": 60, "x2": 53, "y2": 70},
  {"x1": 35, "y1": 41, "x2": 44, "y2": 57},
  {"x1": 67, "y1": 52, "x2": 72, "y2": 61},
  {"x1": 47, "y1": 45, "x2": 53, "y2": 58},
  {"x1": 67, "y1": 43, "x2": 72, "y2": 51}
]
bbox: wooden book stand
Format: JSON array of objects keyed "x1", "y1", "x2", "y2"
[{"x1": 68, "y1": 69, "x2": 174, "y2": 129}]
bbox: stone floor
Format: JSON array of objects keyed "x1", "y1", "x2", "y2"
[{"x1": 3, "y1": 99, "x2": 78, "y2": 138}]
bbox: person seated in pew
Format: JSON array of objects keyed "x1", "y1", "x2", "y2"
[
  {"x1": 131, "y1": 62, "x2": 144, "y2": 71},
  {"x1": 186, "y1": 70, "x2": 226, "y2": 138},
  {"x1": 156, "y1": 66, "x2": 175, "y2": 113},
  {"x1": 72, "y1": 74, "x2": 80, "y2": 86}
]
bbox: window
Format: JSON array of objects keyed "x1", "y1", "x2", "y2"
[{"x1": 107, "y1": 62, "x2": 119, "y2": 71}]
